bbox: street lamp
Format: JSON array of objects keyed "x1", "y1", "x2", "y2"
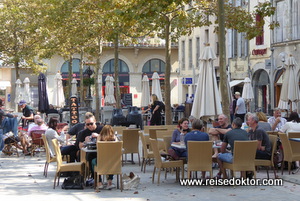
[{"x1": 84, "y1": 66, "x2": 94, "y2": 110}]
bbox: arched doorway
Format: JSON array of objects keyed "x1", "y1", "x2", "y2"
[
  {"x1": 252, "y1": 69, "x2": 270, "y2": 113},
  {"x1": 102, "y1": 59, "x2": 130, "y2": 98},
  {"x1": 142, "y1": 59, "x2": 166, "y2": 99}
]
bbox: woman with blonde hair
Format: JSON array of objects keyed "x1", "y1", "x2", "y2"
[
  {"x1": 256, "y1": 111, "x2": 272, "y2": 132},
  {"x1": 150, "y1": 94, "x2": 164, "y2": 125},
  {"x1": 93, "y1": 125, "x2": 118, "y2": 190}
]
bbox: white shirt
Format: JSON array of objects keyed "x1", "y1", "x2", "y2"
[
  {"x1": 268, "y1": 116, "x2": 287, "y2": 131},
  {"x1": 236, "y1": 97, "x2": 246, "y2": 114},
  {"x1": 45, "y1": 128, "x2": 66, "y2": 157},
  {"x1": 280, "y1": 121, "x2": 300, "y2": 135}
]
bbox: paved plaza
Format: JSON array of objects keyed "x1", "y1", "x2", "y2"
[{"x1": 1, "y1": 151, "x2": 300, "y2": 201}]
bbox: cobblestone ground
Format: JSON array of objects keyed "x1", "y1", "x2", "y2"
[{"x1": 1, "y1": 151, "x2": 300, "y2": 201}]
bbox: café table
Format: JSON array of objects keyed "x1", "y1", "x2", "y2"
[{"x1": 80, "y1": 147, "x2": 97, "y2": 179}]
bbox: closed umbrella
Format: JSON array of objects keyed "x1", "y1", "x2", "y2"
[
  {"x1": 52, "y1": 72, "x2": 65, "y2": 108},
  {"x1": 151, "y1": 72, "x2": 163, "y2": 101},
  {"x1": 15, "y1": 79, "x2": 23, "y2": 105},
  {"x1": 71, "y1": 78, "x2": 78, "y2": 96},
  {"x1": 38, "y1": 73, "x2": 49, "y2": 113},
  {"x1": 104, "y1": 75, "x2": 116, "y2": 105},
  {"x1": 242, "y1": 77, "x2": 254, "y2": 112},
  {"x1": 23, "y1": 77, "x2": 31, "y2": 105},
  {"x1": 191, "y1": 45, "x2": 222, "y2": 121},
  {"x1": 141, "y1": 74, "x2": 151, "y2": 107},
  {"x1": 278, "y1": 55, "x2": 299, "y2": 112}
]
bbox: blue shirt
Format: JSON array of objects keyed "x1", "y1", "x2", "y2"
[{"x1": 184, "y1": 130, "x2": 209, "y2": 150}]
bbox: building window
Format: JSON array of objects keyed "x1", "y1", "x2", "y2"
[
  {"x1": 102, "y1": 59, "x2": 129, "y2": 86},
  {"x1": 61, "y1": 58, "x2": 88, "y2": 79},
  {"x1": 189, "y1": 39, "x2": 192, "y2": 69},
  {"x1": 205, "y1": 29, "x2": 209, "y2": 44},
  {"x1": 255, "y1": 14, "x2": 264, "y2": 45},
  {"x1": 142, "y1": 59, "x2": 166, "y2": 98},
  {"x1": 292, "y1": 0, "x2": 300, "y2": 40},
  {"x1": 275, "y1": 1, "x2": 286, "y2": 43},
  {"x1": 196, "y1": 37, "x2": 200, "y2": 68},
  {"x1": 181, "y1": 40, "x2": 185, "y2": 70}
]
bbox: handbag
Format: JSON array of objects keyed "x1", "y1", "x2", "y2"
[{"x1": 61, "y1": 174, "x2": 84, "y2": 190}]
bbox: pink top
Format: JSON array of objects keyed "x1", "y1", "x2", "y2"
[{"x1": 28, "y1": 124, "x2": 48, "y2": 137}]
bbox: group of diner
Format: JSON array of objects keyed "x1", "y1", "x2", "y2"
[{"x1": 1, "y1": 93, "x2": 300, "y2": 190}]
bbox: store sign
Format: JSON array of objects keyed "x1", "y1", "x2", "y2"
[
  {"x1": 182, "y1": 78, "x2": 193, "y2": 85},
  {"x1": 70, "y1": 95, "x2": 79, "y2": 126},
  {"x1": 252, "y1": 48, "x2": 267, "y2": 55}
]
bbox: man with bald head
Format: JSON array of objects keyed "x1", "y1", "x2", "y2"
[{"x1": 209, "y1": 114, "x2": 232, "y2": 157}]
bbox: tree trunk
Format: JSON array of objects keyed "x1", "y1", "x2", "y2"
[
  {"x1": 95, "y1": 38, "x2": 103, "y2": 122},
  {"x1": 164, "y1": 21, "x2": 172, "y2": 125},
  {"x1": 114, "y1": 34, "x2": 121, "y2": 109},
  {"x1": 218, "y1": 0, "x2": 230, "y2": 118},
  {"x1": 80, "y1": 50, "x2": 84, "y2": 107},
  {"x1": 68, "y1": 55, "x2": 73, "y2": 106},
  {"x1": 15, "y1": 60, "x2": 19, "y2": 80}
]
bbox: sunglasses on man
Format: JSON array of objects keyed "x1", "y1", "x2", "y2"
[{"x1": 86, "y1": 122, "x2": 95, "y2": 126}]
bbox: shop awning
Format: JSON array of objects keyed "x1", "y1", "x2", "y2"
[
  {"x1": 0, "y1": 81, "x2": 11, "y2": 90},
  {"x1": 229, "y1": 80, "x2": 244, "y2": 88}
]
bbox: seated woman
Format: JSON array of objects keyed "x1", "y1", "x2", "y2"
[
  {"x1": 168, "y1": 117, "x2": 190, "y2": 160},
  {"x1": 280, "y1": 112, "x2": 300, "y2": 135},
  {"x1": 92, "y1": 125, "x2": 118, "y2": 190},
  {"x1": 45, "y1": 117, "x2": 78, "y2": 162},
  {"x1": 256, "y1": 111, "x2": 272, "y2": 132}
]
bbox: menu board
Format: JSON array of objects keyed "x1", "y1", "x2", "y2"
[{"x1": 123, "y1": 93, "x2": 132, "y2": 107}]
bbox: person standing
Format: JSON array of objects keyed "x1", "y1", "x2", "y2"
[
  {"x1": 229, "y1": 94, "x2": 237, "y2": 123},
  {"x1": 234, "y1": 92, "x2": 246, "y2": 121},
  {"x1": 150, "y1": 94, "x2": 164, "y2": 125}
]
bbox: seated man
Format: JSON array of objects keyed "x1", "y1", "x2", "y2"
[
  {"x1": 75, "y1": 113, "x2": 103, "y2": 177},
  {"x1": 216, "y1": 117, "x2": 249, "y2": 178},
  {"x1": 19, "y1": 100, "x2": 34, "y2": 128},
  {"x1": 46, "y1": 104, "x2": 59, "y2": 115},
  {"x1": 248, "y1": 113, "x2": 272, "y2": 160},
  {"x1": 184, "y1": 119, "x2": 209, "y2": 178},
  {"x1": 209, "y1": 114, "x2": 232, "y2": 157},
  {"x1": 268, "y1": 108, "x2": 287, "y2": 131},
  {"x1": 0, "y1": 99, "x2": 18, "y2": 152}
]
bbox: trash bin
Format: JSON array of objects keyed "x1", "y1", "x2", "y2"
[
  {"x1": 111, "y1": 109, "x2": 126, "y2": 126},
  {"x1": 126, "y1": 106, "x2": 143, "y2": 129}
]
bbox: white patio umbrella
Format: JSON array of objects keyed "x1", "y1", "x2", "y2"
[
  {"x1": 23, "y1": 77, "x2": 31, "y2": 104},
  {"x1": 104, "y1": 75, "x2": 116, "y2": 105},
  {"x1": 151, "y1": 72, "x2": 163, "y2": 101},
  {"x1": 52, "y1": 72, "x2": 65, "y2": 108},
  {"x1": 15, "y1": 79, "x2": 23, "y2": 104},
  {"x1": 141, "y1": 74, "x2": 151, "y2": 107},
  {"x1": 71, "y1": 78, "x2": 78, "y2": 96},
  {"x1": 191, "y1": 45, "x2": 222, "y2": 121},
  {"x1": 278, "y1": 55, "x2": 300, "y2": 111},
  {"x1": 242, "y1": 77, "x2": 254, "y2": 112}
]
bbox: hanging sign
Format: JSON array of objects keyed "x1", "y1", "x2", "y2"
[{"x1": 70, "y1": 95, "x2": 79, "y2": 126}]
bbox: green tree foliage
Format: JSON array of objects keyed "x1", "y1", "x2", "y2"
[{"x1": 0, "y1": 0, "x2": 47, "y2": 78}]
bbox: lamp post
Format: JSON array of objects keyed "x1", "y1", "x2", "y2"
[{"x1": 84, "y1": 66, "x2": 94, "y2": 110}]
